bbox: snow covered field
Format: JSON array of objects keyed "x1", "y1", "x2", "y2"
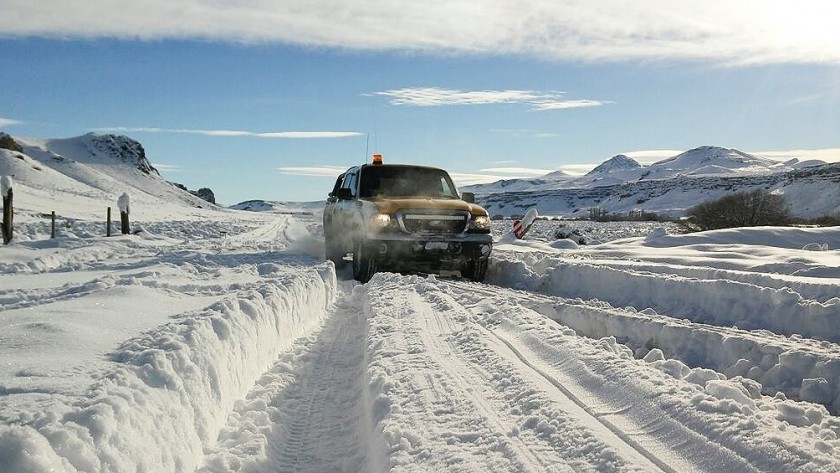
[
  {"x1": 2, "y1": 133, "x2": 840, "y2": 471},
  {"x1": 2, "y1": 198, "x2": 840, "y2": 472}
]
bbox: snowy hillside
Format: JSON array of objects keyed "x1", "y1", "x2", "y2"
[
  {"x1": 1, "y1": 136, "x2": 840, "y2": 472},
  {"x1": 466, "y1": 146, "x2": 840, "y2": 218},
  {"x1": 1, "y1": 133, "x2": 220, "y2": 222}
]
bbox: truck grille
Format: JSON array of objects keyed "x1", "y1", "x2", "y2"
[{"x1": 398, "y1": 211, "x2": 468, "y2": 234}]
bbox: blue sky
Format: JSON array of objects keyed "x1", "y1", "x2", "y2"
[{"x1": 2, "y1": 1, "x2": 839, "y2": 205}]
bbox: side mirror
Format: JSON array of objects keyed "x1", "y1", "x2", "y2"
[
  {"x1": 461, "y1": 192, "x2": 475, "y2": 203},
  {"x1": 336, "y1": 188, "x2": 353, "y2": 200}
]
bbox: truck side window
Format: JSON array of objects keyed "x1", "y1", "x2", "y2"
[{"x1": 343, "y1": 172, "x2": 358, "y2": 197}]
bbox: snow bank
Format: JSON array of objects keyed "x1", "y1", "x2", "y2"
[
  {"x1": 488, "y1": 225, "x2": 840, "y2": 413},
  {"x1": 0, "y1": 264, "x2": 337, "y2": 473},
  {"x1": 491, "y1": 256, "x2": 840, "y2": 342},
  {"x1": 490, "y1": 225, "x2": 840, "y2": 343}
]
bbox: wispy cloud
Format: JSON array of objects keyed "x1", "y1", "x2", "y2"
[
  {"x1": 448, "y1": 172, "x2": 513, "y2": 186},
  {"x1": 0, "y1": 117, "x2": 24, "y2": 127},
  {"x1": 557, "y1": 164, "x2": 597, "y2": 175},
  {"x1": 2, "y1": 1, "x2": 838, "y2": 65},
  {"x1": 479, "y1": 167, "x2": 554, "y2": 175},
  {"x1": 621, "y1": 149, "x2": 684, "y2": 164},
  {"x1": 375, "y1": 87, "x2": 609, "y2": 111},
  {"x1": 94, "y1": 127, "x2": 362, "y2": 139},
  {"x1": 752, "y1": 148, "x2": 840, "y2": 163},
  {"x1": 277, "y1": 166, "x2": 350, "y2": 177},
  {"x1": 153, "y1": 163, "x2": 182, "y2": 173}
]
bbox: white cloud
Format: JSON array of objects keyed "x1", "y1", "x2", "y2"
[
  {"x1": 752, "y1": 148, "x2": 840, "y2": 163},
  {"x1": 2, "y1": 1, "x2": 838, "y2": 65},
  {"x1": 558, "y1": 163, "x2": 599, "y2": 175},
  {"x1": 448, "y1": 172, "x2": 512, "y2": 186},
  {"x1": 94, "y1": 127, "x2": 362, "y2": 139},
  {"x1": 277, "y1": 166, "x2": 350, "y2": 177},
  {"x1": 376, "y1": 88, "x2": 609, "y2": 111},
  {"x1": 0, "y1": 117, "x2": 24, "y2": 127},
  {"x1": 152, "y1": 163, "x2": 182, "y2": 173},
  {"x1": 621, "y1": 149, "x2": 684, "y2": 164},
  {"x1": 479, "y1": 167, "x2": 554, "y2": 175}
]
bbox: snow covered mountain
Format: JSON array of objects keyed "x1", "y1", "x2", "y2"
[
  {"x1": 586, "y1": 153, "x2": 641, "y2": 175},
  {"x1": 465, "y1": 146, "x2": 839, "y2": 218},
  {"x1": 0, "y1": 133, "x2": 220, "y2": 221}
]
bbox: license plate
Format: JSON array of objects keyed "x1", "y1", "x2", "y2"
[{"x1": 425, "y1": 242, "x2": 449, "y2": 251}]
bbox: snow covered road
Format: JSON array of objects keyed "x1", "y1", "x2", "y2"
[{"x1": 2, "y1": 212, "x2": 840, "y2": 472}]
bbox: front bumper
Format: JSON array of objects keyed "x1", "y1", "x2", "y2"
[{"x1": 363, "y1": 231, "x2": 492, "y2": 272}]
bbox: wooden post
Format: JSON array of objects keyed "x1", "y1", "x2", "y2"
[
  {"x1": 1, "y1": 176, "x2": 12, "y2": 245},
  {"x1": 51, "y1": 211, "x2": 56, "y2": 239},
  {"x1": 120, "y1": 211, "x2": 130, "y2": 235},
  {"x1": 117, "y1": 193, "x2": 130, "y2": 235},
  {"x1": 107, "y1": 207, "x2": 112, "y2": 237}
]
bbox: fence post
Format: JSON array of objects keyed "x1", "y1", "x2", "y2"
[
  {"x1": 107, "y1": 207, "x2": 112, "y2": 237},
  {"x1": 51, "y1": 211, "x2": 56, "y2": 239},
  {"x1": 118, "y1": 193, "x2": 130, "y2": 235},
  {"x1": 1, "y1": 176, "x2": 12, "y2": 245}
]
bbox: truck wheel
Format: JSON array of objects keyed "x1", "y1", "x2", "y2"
[
  {"x1": 461, "y1": 257, "x2": 488, "y2": 282},
  {"x1": 325, "y1": 231, "x2": 347, "y2": 268},
  {"x1": 352, "y1": 240, "x2": 377, "y2": 282}
]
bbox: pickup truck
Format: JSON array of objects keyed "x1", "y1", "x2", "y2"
[{"x1": 323, "y1": 158, "x2": 493, "y2": 282}]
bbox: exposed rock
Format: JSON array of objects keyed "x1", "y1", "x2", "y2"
[
  {"x1": 171, "y1": 182, "x2": 216, "y2": 204},
  {"x1": 0, "y1": 133, "x2": 23, "y2": 153},
  {"x1": 84, "y1": 133, "x2": 159, "y2": 175}
]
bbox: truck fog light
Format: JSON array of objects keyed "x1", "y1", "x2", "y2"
[
  {"x1": 480, "y1": 244, "x2": 491, "y2": 256},
  {"x1": 378, "y1": 243, "x2": 388, "y2": 255}
]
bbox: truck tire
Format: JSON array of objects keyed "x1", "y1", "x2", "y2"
[
  {"x1": 461, "y1": 257, "x2": 488, "y2": 282},
  {"x1": 325, "y1": 231, "x2": 347, "y2": 268},
  {"x1": 352, "y1": 240, "x2": 377, "y2": 282}
]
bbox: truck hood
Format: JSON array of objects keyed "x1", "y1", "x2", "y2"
[{"x1": 371, "y1": 198, "x2": 488, "y2": 216}]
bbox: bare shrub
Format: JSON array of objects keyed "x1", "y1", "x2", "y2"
[{"x1": 679, "y1": 189, "x2": 792, "y2": 232}]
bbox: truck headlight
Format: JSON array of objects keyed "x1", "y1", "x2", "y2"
[
  {"x1": 472, "y1": 215, "x2": 491, "y2": 229},
  {"x1": 372, "y1": 213, "x2": 392, "y2": 227}
]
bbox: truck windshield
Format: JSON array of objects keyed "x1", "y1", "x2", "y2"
[{"x1": 359, "y1": 166, "x2": 459, "y2": 199}]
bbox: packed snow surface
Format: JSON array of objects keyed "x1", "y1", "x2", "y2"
[{"x1": 1, "y1": 139, "x2": 840, "y2": 471}]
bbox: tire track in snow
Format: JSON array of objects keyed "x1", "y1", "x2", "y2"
[
  {"x1": 269, "y1": 293, "x2": 371, "y2": 473},
  {"x1": 442, "y1": 279, "x2": 839, "y2": 472},
  {"x1": 457, "y1": 278, "x2": 840, "y2": 415},
  {"x1": 201, "y1": 285, "x2": 377, "y2": 473},
  {"x1": 366, "y1": 274, "x2": 681, "y2": 472},
  {"x1": 413, "y1": 286, "x2": 680, "y2": 472},
  {"x1": 415, "y1": 289, "x2": 574, "y2": 472}
]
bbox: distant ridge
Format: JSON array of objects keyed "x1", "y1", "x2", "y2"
[{"x1": 463, "y1": 146, "x2": 838, "y2": 218}]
